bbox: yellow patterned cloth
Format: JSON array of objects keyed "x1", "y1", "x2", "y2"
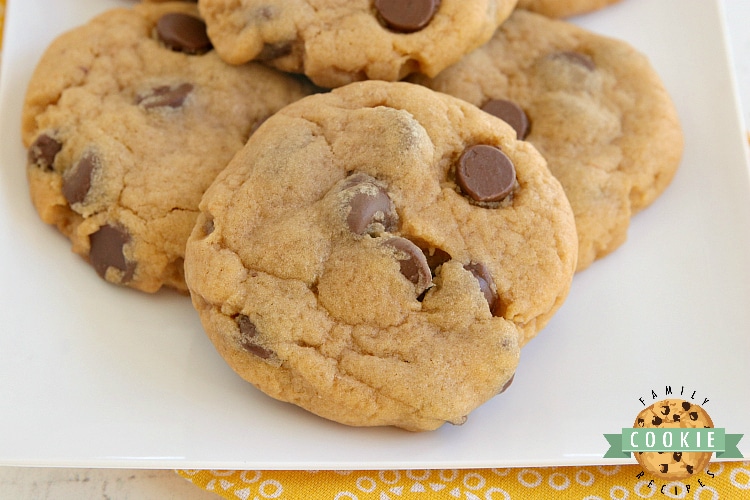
[{"x1": 177, "y1": 462, "x2": 750, "y2": 499}]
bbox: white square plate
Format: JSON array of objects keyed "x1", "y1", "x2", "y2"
[{"x1": 1, "y1": 0, "x2": 749, "y2": 469}]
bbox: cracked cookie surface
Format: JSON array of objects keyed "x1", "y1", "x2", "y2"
[
  {"x1": 412, "y1": 10, "x2": 683, "y2": 271},
  {"x1": 184, "y1": 80, "x2": 577, "y2": 431},
  {"x1": 198, "y1": 0, "x2": 518, "y2": 88},
  {"x1": 22, "y1": 1, "x2": 316, "y2": 293}
]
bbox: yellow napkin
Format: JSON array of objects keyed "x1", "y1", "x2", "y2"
[{"x1": 177, "y1": 462, "x2": 750, "y2": 499}]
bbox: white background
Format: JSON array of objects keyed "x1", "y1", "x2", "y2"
[{"x1": 1, "y1": 0, "x2": 749, "y2": 497}]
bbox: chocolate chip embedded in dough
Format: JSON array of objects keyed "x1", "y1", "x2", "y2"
[
  {"x1": 62, "y1": 151, "x2": 99, "y2": 205},
  {"x1": 156, "y1": 13, "x2": 212, "y2": 55},
  {"x1": 383, "y1": 237, "x2": 431, "y2": 294},
  {"x1": 136, "y1": 83, "x2": 193, "y2": 109},
  {"x1": 88, "y1": 224, "x2": 134, "y2": 282},
  {"x1": 682, "y1": 401, "x2": 691, "y2": 411},
  {"x1": 652, "y1": 415, "x2": 663, "y2": 426},
  {"x1": 463, "y1": 262, "x2": 498, "y2": 311},
  {"x1": 28, "y1": 134, "x2": 62, "y2": 172},
  {"x1": 456, "y1": 145, "x2": 516, "y2": 203},
  {"x1": 256, "y1": 42, "x2": 293, "y2": 61},
  {"x1": 236, "y1": 314, "x2": 274, "y2": 360},
  {"x1": 481, "y1": 99, "x2": 530, "y2": 140},
  {"x1": 374, "y1": 0, "x2": 440, "y2": 33},
  {"x1": 689, "y1": 412, "x2": 699, "y2": 421},
  {"x1": 343, "y1": 174, "x2": 398, "y2": 235},
  {"x1": 551, "y1": 51, "x2": 595, "y2": 71}
]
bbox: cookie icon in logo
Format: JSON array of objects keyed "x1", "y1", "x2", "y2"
[{"x1": 633, "y1": 399, "x2": 714, "y2": 480}]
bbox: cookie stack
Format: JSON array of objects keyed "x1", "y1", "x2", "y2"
[{"x1": 22, "y1": 0, "x2": 682, "y2": 431}]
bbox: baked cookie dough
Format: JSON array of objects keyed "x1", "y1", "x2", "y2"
[
  {"x1": 517, "y1": 0, "x2": 622, "y2": 18},
  {"x1": 22, "y1": 2, "x2": 316, "y2": 293},
  {"x1": 412, "y1": 10, "x2": 683, "y2": 271},
  {"x1": 184, "y1": 80, "x2": 578, "y2": 430},
  {"x1": 198, "y1": 0, "x2": 519, "y2": 88},
  {"x1": 634, "y1": 399, "x2": 714, "y2": 480}
]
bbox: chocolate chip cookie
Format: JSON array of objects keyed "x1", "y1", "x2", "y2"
[
  {"x1": 197, "y1": 0, "x2": 519, "y2": 88},
  {"x1": 517, "y1": 0, "x2": 622, "y2": 18},
  {"x1": 183, "y1": 80, "x2": 578, "y2": 430},
  {"x1": 634, "y1": 399, "x2": 714, "y2": 480},
  {"x1": 412, "y1": 10, "x2": 683, "y2": 271},
  {"x1": 22, "y1": 1, "x2": 316, "y2": 293}
]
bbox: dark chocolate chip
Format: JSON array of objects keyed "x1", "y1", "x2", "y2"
[
  {"x1": 673, "y1": 414, "x2": 681, "y2": 422},
  {"x1": 374, "y1": 0, "x2": 440, "y2": 33},
  {"x1": 89, "y1": 224, "x2": 134, "y2": 282},
  {"x1": 383, "y1": 237, "x2": 431, "y2": 294},
  {"x1": 136, "y1": 83, "x2": 193, "y2": 109},
  {"x1": 682, "y1": 401, "x2": 691, "y2": 411},
  {"x1": 660, "y1": 405, "x2": 670, "y2": 416},
  {"x1": 464, "y1": 262, "x2": 497, "y2": 311},
  {"x1": 256, "y1": 42, "x2": 293, "y2": 61},
  {"x1": 28, "y1": 134, "x2": 62, "y2": 172},
  {"x1": 481, "y1": 99, "x2": 530, "y2": 140},
  {"x1": 62, "y1": 151, "x2": 99, "y2": 205},
  {"x1": 343, "y1": 174, "x2": 397, "y2": 235},
  {"x1": 236, "y1": 314, "x2": 274, "y2": 360},
  {"x1": 551, "y1": 51, "x2": 595, "y2": 71},
  {"x1": 652, "y1": 416, "x2": 663, "y2": 426},
  {"x1": 660, "y1": 464, "x2": 669, "y2": 474},
  {"x1": 686, "y1": 465, "x2": 694, "y2": 475},
  {"x1": 498, "y1": 374, "x2": 514, "y2": 395},
  {"x1": 689, "y1": 411, "x2": 699, "y2": 421},
  {"x1": 156, "y1": 13, "x2": 212, "y2": 54},
  {"x1": 673, "y1": 452, "x2": 683, "y2": 462},
  {"x1": 456, "y1": 145, "x2": 516, "y2": 203}
]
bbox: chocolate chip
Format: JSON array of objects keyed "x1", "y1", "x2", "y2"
[
  {"x1": 256, "y1": 42, "x2": 293, "y2": 61},
  {"x1": 28, "y1": 134, "x2": 62, "y2": 172},
  {"x1": 551, "y1": 51, "x2": 595, "y2": 71},
  {"x1": 374, "y1": 0, "x2": 440, "y2": 33},
  {"x1": 136, "y1": 83, "x2": 193, "y2": 109},
  {"x1": 343, "y1": 174, "x2": 398, "y2": 235},
  {"x1": 423, "y1": 247, "x2": 451, "y2": 271},
  {"x1": 660, "y1": 464, "x2": 669, "y2": 474},
  {"x1": 481, "y1": 100, "x2": 530, "y2": 140},
  {"x1": 156, "y1": 13, "x2": 212, "y2": 54},
  {"x1": 62, "y1": 151, "x2": 99, "y2": 205},
  {"x1": 689, "y1": 411, "x2": 699, "y2": 421},
  {"x1": 203, "y1": 216, "x2": 214, "y2": 236},
  {"x1": 236, "y1": 314, "x2": 274, "y2": 360},
  {"x1": 673, "y1": 452, "x2": 683, "y2": 462},
  {"x1": 383, "y1": 237, "x2": 431, "y2": 294},
  {"x1": 464, "y1": 262, "x2": 497, "y2": 311},
  {"x1": 498, "y1": 374, "x2": 514, "y2": 395},
  {"x1": 673, "y1": 414, "x2": 681, "y2": 422},
  {"x1": 660, "y1": 405, "x2": 670, "y2": 416},
  {"x1": 89, "y1": 224, "x2": 134, "y2": 282},
  {"x1": 682, "y1": 401, "x2": 691, "y2": 411},
  {"x1": 686, "y1": 465, "x2": 694, "y2": 475},
  {"x1": 456, "y1": 145, "x2": 516, "y2": 203},
  {"x1": 652, "y1": 416, "x2": 663, "y2": 425}
]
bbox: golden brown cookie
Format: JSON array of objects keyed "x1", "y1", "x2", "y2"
[
  {"x1": 198, "y1": 0, "x2": 519, "y2": 88},
  {"x1": 413, "y1": 10, "x2": 683, "y2": 271},
  {"x1": 634, "y1": 399, "x2": 714, "y2": 480},
  {"x1": 517, "y1": 0, "x2": 622, "y2": 18},
  {"x1": 22, "y1": 2, "x2": 316, "y2": 293},
  {"x1": 184, "y1": 80, "x2": 578, "y2": 431}
]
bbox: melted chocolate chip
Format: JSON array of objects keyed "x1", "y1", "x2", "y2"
[
  {"x1": 28, "y1": 134, "x2": 62, "y2": 171},
  {"x1": 456, "y1": 145, "x2": 516, "y2": 203},
  {"x1": 88, "y1": 224, "x2": 134, "y2": 282},
  {"x1": 383, "y1": 237, "x2": 431, "y2": 294},
  {"x1": 137, "y1": 83, "x2": 193, "y2": 109},
  {"x1": 551, "y1": 51, "x2": 595, "y2": 71},
  {"x1": 236, "y1": 314, "x2": 274, "y2": 360},
  {"x1": 156, "y1": 13, "x2": 212, "y2": 54},
  {"x1": 481, "y1": 99, "x2": 530, "y2": 140},
  {"x1": 343, "y1": 174, "x2": 398, "y2": 235},
  {"x1": 62, "y1": 151, "x2": 98, "y2": 205},
  {"x1": 464, "y1": 262, "x2": 497, "y2": 311},
  {"x1": 375, "y1": 0, "x2": 440, "y2": 33}
]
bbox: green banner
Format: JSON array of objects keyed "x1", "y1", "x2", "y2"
[{"x1": 603, "y1": 429, "x2": 744, "y2": 459}]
